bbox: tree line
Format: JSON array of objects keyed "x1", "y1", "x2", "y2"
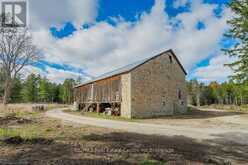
[
  {"x1": 0, "y1": 72, "x2": 80, "y2": 104},
  {"x1": 187, "y1": 80, "x2": 248, "y2": 106}
]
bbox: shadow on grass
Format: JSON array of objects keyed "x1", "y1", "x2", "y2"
[
  {"x1": 0, "y1": 141, "x2": 131, "y2": 165},
  {"x1": 1, "y1": 131, "x2": 248, "y2": 164},
  {"x1": 81, "y1": 132, "x2": 248, "y2": 164},
  {"x1": 2, "y1": 136, "x2": 53, "y2": 145}
]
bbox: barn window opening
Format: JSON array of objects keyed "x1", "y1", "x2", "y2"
[
  {"x1": 162, "y1": 95, "x2": 166, "y2": 106},
  {"x1": 178, "y1": 89, "x2": 182, "y2": 100},
  {"x1": 169, "y1": 55, "x2": 173, "y2": 63}
]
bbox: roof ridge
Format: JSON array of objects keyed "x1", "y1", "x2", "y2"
[{"x1": 74, "y1": 49, "x2": 186, "y2": 88}]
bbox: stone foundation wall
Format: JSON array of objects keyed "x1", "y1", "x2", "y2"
[{"x1": 121, "y1": 73, "x2": 132, "y2": 118}]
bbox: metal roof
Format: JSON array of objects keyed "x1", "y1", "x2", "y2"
[{"x1": 75, "y1": 49, "x2": 187, "y2": 88}]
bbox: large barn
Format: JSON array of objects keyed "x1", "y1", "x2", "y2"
[{"x1": 74, "y1": 49, "x2": 187, "y2": 118}]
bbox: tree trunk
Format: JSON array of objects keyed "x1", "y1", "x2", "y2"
[
  {"x1": 196, "y1": 93, "x2": 200, "y2": 107},
  {"x1": 235, "y1": 97, "x2": 238, "y2": 106},
  {"x1": 240, "y1": 95, "x2": 243, "y2": 105},
  {"x1": 3, "y1": 76, "x2": 12, "y2": 106}
]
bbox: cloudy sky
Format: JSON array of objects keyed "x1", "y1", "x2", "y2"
[{"x1": 3, "y1": 0, "x2": 236, "y2": 83}]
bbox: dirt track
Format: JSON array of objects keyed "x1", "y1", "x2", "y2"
[{"x1": 46, "y1": 108, "x2": 248, "y2": 143}]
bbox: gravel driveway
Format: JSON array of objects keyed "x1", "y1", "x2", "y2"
[{"x1": 46, "y1": 109, "x2": 248, "y2": 143}]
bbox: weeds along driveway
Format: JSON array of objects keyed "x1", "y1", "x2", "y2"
[{"x1": 46, "y1": 109, "x2": 248, "y2": 143}]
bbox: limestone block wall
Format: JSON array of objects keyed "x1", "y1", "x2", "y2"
[
  {"x1": 130, "y1": 52, "x2": 187, "y2": 118},
  {"x1": 121, "y1": 73, "x2": 132, "y2": 118}
]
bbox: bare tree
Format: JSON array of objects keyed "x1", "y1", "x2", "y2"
[
  {"x1": 192, "y1": 80, "x2": 201, "y2": 107},
  {"x1": 0, "y1": 26, "x2": 41, "y2": 105}
]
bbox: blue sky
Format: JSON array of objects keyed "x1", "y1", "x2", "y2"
[{"x1": 26, "y1": 0, "x2": 234, "y2": 83}]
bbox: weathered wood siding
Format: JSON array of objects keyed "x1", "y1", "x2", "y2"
[
  {"x1": 93, "y1": 76, "x2": 121, "y2": 103},
  {"x1": 75, "y1": 76, "x2": 122, "y2": 103},
  {"x1": 74, "y1": 84, "x2": 93, "y2": 103}
]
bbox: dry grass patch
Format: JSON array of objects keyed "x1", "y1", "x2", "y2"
[{"x1": 0, "y1": 103, "x2": 68, "y2": 114}]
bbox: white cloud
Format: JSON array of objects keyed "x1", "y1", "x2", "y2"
[
  {"x1": 193, "y1": 55, "x2": 236, "y2": 83},
  {"x1": 22, "y1": 65, "x2": 91, "y2": 84},
  {"x1": 173, "y1": 0, "x2": 189, "y2": 8},
  {"x1": 44, "y1": 67, "x2": 90, "y2": 83},
  {"x1": 32, "y1": 0, "x2": 170, "y2": 75},
  {"x1": 29, "y1": 0, "x2": 233, "y2": 83},
  {"x1": 0, "y1": 0, "x2": 98, "y2": 29},
  {"x1": 29, "y1": 0, "x2": 98, "y2": 29}
]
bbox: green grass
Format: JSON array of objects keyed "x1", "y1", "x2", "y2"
[
  {"x1": 141, "y1": 160, "x2": 165, "y2": 165},
  {"x1": 0, "y1": 125, "x2": 41, "y2": 140},
  {"x1": 8, "y1": 111, "x2": 39, "y2": 118},
  {"x1": 46, "y1": 104, "x2": 68, "y2": 110},
  {"x1": 0, "y1": 128, "x2": 20, "y2": 138},
  {"x1": 64, "y1": 109, "x2": 138, "y2": 122}
]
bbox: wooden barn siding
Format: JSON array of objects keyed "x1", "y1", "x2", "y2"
[
  {"x1": 74, "y1": 84, "x2": 92, "y2": 103},
  {"x1": 75, "y1": 76, "x2": 122, "y2": 103}
]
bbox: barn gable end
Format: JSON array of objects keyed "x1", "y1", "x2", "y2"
[{"x1": 129, "y1": 51, "x2": 187, "y2": 118}]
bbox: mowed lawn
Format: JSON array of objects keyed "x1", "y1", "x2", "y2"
[{"x1": 0, "y1": 105, "x2": 248, "y2": 165}]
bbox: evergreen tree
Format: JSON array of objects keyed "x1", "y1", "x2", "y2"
[
  {"x1": 58, "y1": 84, "x2": 64, "y2": 103},
  {"x1": 38, "y1": 77, "x2": 50, "y2": 103},
  {"x1": 60, "y1": 79, "x2": 75, "y2": 104},
  {"x1": 21, "y1": 74, "x2": 38, "y2": 102},
  {"x1": 51, "y1": 83, "x2": 61, "y2": 103},
  {"x1": 10, "y1": 75, "x2": 23, "y2": 103},
  {"x1": 224, "y1": 0, "x2": 248, "y2": 82}
]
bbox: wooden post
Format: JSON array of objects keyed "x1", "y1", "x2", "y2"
[{"x1": 97, "y1": 103, "x2": 100, "y2": 114}]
